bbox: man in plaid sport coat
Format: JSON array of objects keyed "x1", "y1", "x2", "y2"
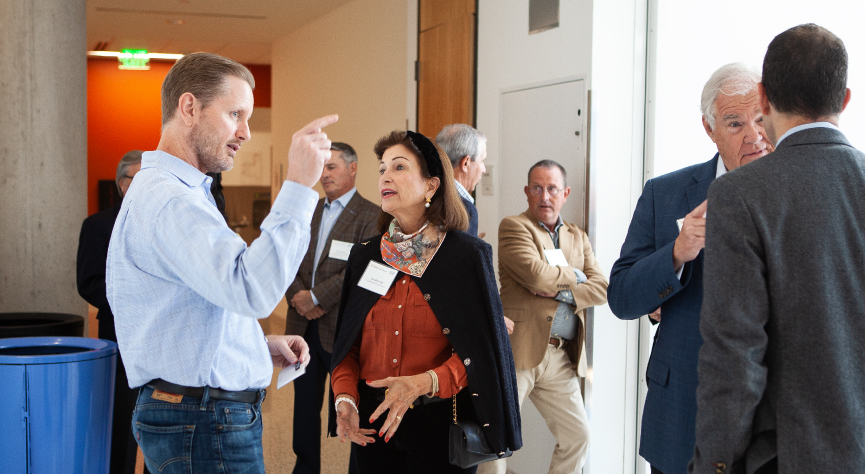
[{"x1": 285, "y1": 142, "x2": 379, "y2": 474}]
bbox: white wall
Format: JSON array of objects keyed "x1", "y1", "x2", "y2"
[
  {"x1": 478, "y1": 0, "x2": 647, "y2": 473},
  {"x1": 476, "y1": 0, "x2": 593, "y2": 247},
  {"x1": 649, "y1": 1, "x2": 865, "y2": 178},
  {"x1": 266, "y1": 0, "x2": 416, "y2": 337},
  {"x1": 270, "y1": 0, "x2": 416, "y2": 202}
]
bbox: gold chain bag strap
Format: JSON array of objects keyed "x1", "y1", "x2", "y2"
[{"x1": 447, "y1": 351, "x2": 513, "y2": 468}]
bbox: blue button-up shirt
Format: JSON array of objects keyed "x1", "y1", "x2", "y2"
[
  {"x1": 775, "y1": 121, "x2": 840, "y2": 147},
  {"x1": 107, "y1": 150, "x2": 318, "y2": 391},
  {"x1": 454, "y1": 179, "x2": 474, "y2": 204},
  {"x1": 310, "y1": 187, "x2": 357, "y2": 306},
  {"x1": 539, "y1": 217, "x2": 587, "y2": 341}
]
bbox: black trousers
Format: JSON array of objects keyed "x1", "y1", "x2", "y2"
[
  {"x1": 292, "y1": 320, "x2": 358, "y2": 474},
  {"x1": 353, "y1": 382, "x2": 477, "y2": 474},
  {"x1": 100, "y1": 317, "x2": 149, "y2": 474}
]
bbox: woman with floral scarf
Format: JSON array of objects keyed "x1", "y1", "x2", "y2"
[{"x1": 328, "y1": 130, "x2": 522, "y2": 474}]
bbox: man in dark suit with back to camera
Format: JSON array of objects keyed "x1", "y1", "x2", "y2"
[
  {"x1": 436, "y1": 123, "x2": 487, "y2": 237},
  {"x1": 608, "y1": 62, "x2": 772, "y2": 474},
  {"x1": 691, "y1": 24, "x2": 863, "y2": 473},
  {"x1": 76, "y1": 150, "x2": 147, "y2": 474},
  {"x1": 285, "y1": 142, "x2": 378, "y2": 474}
]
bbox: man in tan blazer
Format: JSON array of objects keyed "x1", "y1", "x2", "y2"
[
  {"x1": 480, "y1": 160, "x2": 608, "y2": 474},
  {"x1": 285, "y1": 142, "x2": 379, "y2": 474}
]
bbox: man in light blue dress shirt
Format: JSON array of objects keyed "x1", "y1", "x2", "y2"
[{"x1": 106, "y1": 52, "x2": 337, "y2": 473}]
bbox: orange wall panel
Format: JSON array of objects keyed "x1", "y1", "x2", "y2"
[
  {"x1": 86, "y1": 58, "x2": 271, "y2": 215},
  {"x1": 86, "y1": 58, "x2": 170, "y2": 215}
]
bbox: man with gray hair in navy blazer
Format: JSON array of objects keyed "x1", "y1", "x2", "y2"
[
  {"x1": 608, "y1": 62, "x2": 772, "y2": 474},
  {"x1": 691, "y1": 24, "x2": 863, "y2": 473},
  {"x1": 436, "y1": 123, "x2": 487, "y2": 237}
]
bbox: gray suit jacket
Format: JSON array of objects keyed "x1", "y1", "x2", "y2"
[
  {"x1": 691, "y1": 127, "x2": 865, "y2": 473},
  {"x1": 285, "y1": 191, "x2": 379, "y2": 352}
]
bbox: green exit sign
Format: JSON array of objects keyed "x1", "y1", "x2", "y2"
[{"x1": 118, "y1": 49, "x2": 150, "y2": 70}]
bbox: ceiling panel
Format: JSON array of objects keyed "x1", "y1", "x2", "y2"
[{"x1": 87, "y1": 0, "x2": 353, "y2": 64}]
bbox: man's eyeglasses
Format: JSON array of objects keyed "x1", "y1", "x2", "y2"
[{"x1": 529, "y1": 185, "x2": 562, "y2": 197}]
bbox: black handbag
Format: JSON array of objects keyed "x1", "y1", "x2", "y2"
[{"x1": 448, "y1": 391, "x2": 513, "y2": 468}]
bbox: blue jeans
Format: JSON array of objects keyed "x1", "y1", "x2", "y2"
[{"x1": 132, "y1": 385, "x2": 266, "y2": 473}]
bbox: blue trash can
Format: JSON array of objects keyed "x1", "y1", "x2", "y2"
[{"x1": 0, "y1": 337, "x2": 117, "y2": 474}]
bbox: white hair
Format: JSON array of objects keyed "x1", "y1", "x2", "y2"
[
  {"x1": 115, "y1": 150, "x2": 143, "y2": 196},
  {"x1": 700, "y1": 63, "x2": 761, "y2": 129},
  {"x1": 435, "y1": 124, "x2": 486, "y2": 167}
]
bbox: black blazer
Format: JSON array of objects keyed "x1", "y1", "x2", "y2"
[
  {"x1": 328, "y1": 230, "x2": 522, "y2": 455},
  {"x1": 76, "y1": 202, "x2": 122, "y2": 341}
]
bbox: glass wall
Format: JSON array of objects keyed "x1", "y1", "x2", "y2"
[{"x1": 650, "y1": 1, "x2": 865, "y2": 178}]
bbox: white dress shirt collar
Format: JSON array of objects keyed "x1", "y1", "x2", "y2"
[{"x1": 775, "y1": 122, "x2": 839, "y2": 148}]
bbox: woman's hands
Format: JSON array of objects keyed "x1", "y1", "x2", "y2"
[
  {"x1": 335, "y1": 394, "x2": 376, "y2": 446},
  {"x1": 366, "y1": 373, "x2": 434, "y2": 442}
]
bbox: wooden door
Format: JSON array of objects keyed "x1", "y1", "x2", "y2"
[{"x1": 417, "y1": 0, "x2": 476, "y2": 137}]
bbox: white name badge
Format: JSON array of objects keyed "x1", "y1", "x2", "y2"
[
  {"x1": 277, "y1": 362, "x2": 307, "y2": 389},
  {"x1": 328, "y1": 240, "x2": 354, "y2": 261},
  {"x1": 544, "y1": 249, "x2": 569, "y2": 267},
  {"x1": 358, "y1": 261, "x2": 399, "y2": 295}
]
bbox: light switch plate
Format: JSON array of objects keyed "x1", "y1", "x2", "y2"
[{"x1": 481, "y1": 165, "x2": 494, "y2": 196}]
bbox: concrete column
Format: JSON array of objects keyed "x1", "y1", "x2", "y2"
[{"x1": 0, "y1": 0, "x2": 87, "y2": 316}]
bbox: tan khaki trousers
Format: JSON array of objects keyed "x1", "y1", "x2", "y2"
[{"x1": 477, "y1": 343, "x2": 589, "y2": 474}]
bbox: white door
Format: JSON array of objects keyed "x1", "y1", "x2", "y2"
[{"x1": 500, "y1": 79, "x2": 586, "y2": 228}]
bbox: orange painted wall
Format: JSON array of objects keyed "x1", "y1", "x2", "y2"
[{"x1": 86, "y1": 58, "x2": 271, "y2": 216}]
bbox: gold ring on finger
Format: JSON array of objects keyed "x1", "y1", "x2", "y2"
[{"x1": 396, "y1": 415, "x2": 402, "y2": 420}]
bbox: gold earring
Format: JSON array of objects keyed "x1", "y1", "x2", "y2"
[{"x1": 425, "y1": 197, "x2": 431, "y2": 208}]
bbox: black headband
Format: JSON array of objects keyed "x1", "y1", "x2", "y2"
[{"x1": 406, "y1": 130, "x2": 444, "y2": 179}]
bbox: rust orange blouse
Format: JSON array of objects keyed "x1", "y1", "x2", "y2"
[{"x1": 331, "y1": 275, "x2": 468, "y2": 402}]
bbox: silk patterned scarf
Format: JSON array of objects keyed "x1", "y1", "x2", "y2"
[{"x1": 380, "y1": 219, "x2": 446, "y2": 277}]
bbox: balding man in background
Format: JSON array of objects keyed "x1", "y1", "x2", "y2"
[
  {"x1": 482, "y1": 160, "x2": 608, "y2": 474},
  {"x1": 608, "y1": 63, "x2": 772, "y2": 474},
  {"x1": 436, "y1": 123, "x2": 487, "y2": 237}
]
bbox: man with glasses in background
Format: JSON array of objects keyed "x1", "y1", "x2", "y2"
[{"x1": 479, "y1": 160, "x2": 608, "y2": 474}]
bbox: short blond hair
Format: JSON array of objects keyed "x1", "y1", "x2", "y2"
[{"x1": 161, "y1": 52, "x2": 255, "y2": 126}]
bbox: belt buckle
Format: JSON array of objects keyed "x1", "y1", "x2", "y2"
[{"x1": 550, "y1": 337, "x2": 563, "y2": 348}]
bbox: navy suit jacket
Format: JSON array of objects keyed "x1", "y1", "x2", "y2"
[
  {"x1": 461, "y1": 196, "x2": 478, "y2": 236},
  {"x1": 608, "y1": 154, "x2": 718, "y2": 474}
]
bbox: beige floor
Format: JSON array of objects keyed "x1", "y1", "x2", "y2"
[{"x1": 260, "y1": 310, "x2": 354, "y2": 474}]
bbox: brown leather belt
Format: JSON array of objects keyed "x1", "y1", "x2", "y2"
[
  {"x1": 146, "y1": 379, "x2": 263, "y2": 404},
  {"x1": 549, "y1": 337, "x2": 569, "y2": 349}
]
